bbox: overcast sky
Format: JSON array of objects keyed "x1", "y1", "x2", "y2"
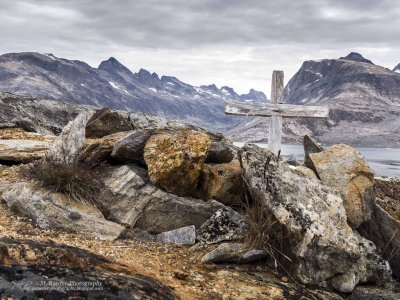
[{"x1": 0, "y1": 0, "x2": 399, "y2": 95}]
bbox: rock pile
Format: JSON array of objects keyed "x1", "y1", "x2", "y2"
[{"x1": 1, "y1": 109, "x2": 399, "y2": 298}]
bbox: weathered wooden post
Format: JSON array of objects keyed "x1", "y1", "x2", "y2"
[
  {"x1": 268, "y1": 70, "x2": 284, "y2": 155},
  {"x1": 224, "y1": 70, "x2": 329, "y2": 154}
]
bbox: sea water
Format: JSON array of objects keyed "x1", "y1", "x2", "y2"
[{"x1": 234, "y1": 143, "x2": 400, "y2": 178}]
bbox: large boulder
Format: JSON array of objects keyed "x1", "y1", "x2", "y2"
[
  {"x1": 47, "y1": 113, "x2": 91, "y2": 165},
  {"x1": 1, "y1": 182, "x2": 124, "y2": 240},
  {"x1": 309, "y1": 144, "x2": 375, "y2": 228},
  {"x1": 99, "y1": 164, "x2": 224, "y2": 233},
  {"x1": 85, "y1": 108, "x2": 133, "y2": 138},
  {"x1": 144, "y1": 130, "x2": 211, "y2": 196},
  {"x1": 0, "y1": 140, "x2": 52, "y2": 163},
  {"x1": 111, "y1": 129, "x2": 156, "y2": 165},
  {"x1": 239, "y1": 144, "x2": 390, "y2": 293},
  {"x1": 197, "y1": 160, "x2": 245, "y2": 206}
]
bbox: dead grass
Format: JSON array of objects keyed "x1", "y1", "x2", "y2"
[{"x1": 21, "y1": 157, "x2": 102, "y2": 205}]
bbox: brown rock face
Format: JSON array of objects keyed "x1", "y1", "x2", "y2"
[
  {"x1": 303, "y1": 135, "x2": 323, "y2": 172},
  {"x1": 144, "y1": 130, "x2": 211, "y2": 196},
  {"x1": 85, "y1": 108, "x2": 132, "y2": 138},
  {"x1": 197, "y1": 160, "x2": 245, "y2": 206},
  {"x1": 309, "y1": 144, "x2": 375, "y2": 228}
]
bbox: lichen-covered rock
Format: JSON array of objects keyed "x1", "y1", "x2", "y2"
[
  {"x1": 111, "y1": 129, "x2": 156, "y2": 165},
  {"x1": 309, "y1": 144, "x2": 374, "y2": 228},
  {"x1": 1, "y1": 182, "x2": 124, "y2": 240},
  {"x1": 80, "y1": 131, "x2": 128, "y2": 164},
  {"x1": 85, "y1": 108, "x2": 133, "y2": 138},
  {"x1": 239, "y1": 144, "x2": 391, "y2": 293},
  {"x1": 100, "y1": 165, "x2": 224, "y2": 233},
  {"x1": 156, "y1": 225, "x2": 196, "y2": 245},
  {"x1": 303, "y1": 135, "x2": 323, "y2": 170},
  {"x1": 293, "y1": 165, "x2": 318, "y2": 179},
  {"x1": 196, "y1": 207, "x2": 248, "y2": 244},
  {"x1": 144, "y1": 130, "x2": 211, "y2": 196},
  {"x1": 197, "y1": 160, "x2": 245, "y2": 206},
  {"x1": 205, "y1": 141, "x2": 234, "y2": 163},
  {"x1": 201, "y1": 243, "x2": 267, "y2": 264},
  {"x1": 47, "y1": 113, "x2": 91, "y2": 165}
]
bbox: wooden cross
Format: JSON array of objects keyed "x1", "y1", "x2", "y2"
[{"x1": 225, "y1": 70, "x2": 329, "y2": 155}]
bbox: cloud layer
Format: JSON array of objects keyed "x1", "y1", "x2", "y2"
[{"x1": 0, "y1": 0, "x2": 399, "y2": 94}]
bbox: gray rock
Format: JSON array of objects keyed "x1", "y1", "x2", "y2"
[
  {"x1": 1, "y1": 182, "x2": 124, "y2": 240},
  {"x1": 303, "y1": 135, "x2": 323, "y2": 171},
  {"x1": 201, "y1": 243, "x2": 267, "y2": 264},
  {"x1": 47, "y1": 113, "x2": 91, "y2": 165},
  {"x1": 156, "y1": 225, "x2": 196, "y2": 245},
  {"x1": 99, "y1": 164, "x2": 225, "y2": 233},
  {"x1": 358, "y1": 203, "x2": 400, "y2": 279},
  {"x1": 111, "y1": 129, "x2": 156, "y2": 165},
  {"x1": 196, "y1": 207, "x2": 248, "y2": 244},
  {"x1": 239, "y1": 144, "x2": 391, "y2": 292},
  {"x1": 205, "y1": 141, "x2": 234, "y2": 163}
]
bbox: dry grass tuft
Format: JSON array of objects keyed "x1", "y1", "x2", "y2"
[{"x1": 22, "y1": 157, "x2": 102, "y2": 205}]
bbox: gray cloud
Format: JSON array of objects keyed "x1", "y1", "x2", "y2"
[{"x1": 0, "y1": 0, "x2": 399, "y2": 94}]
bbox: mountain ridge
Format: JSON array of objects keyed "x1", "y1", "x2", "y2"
[{"x1": 0, "y1": 52, "x2": 268, "y2": 131}]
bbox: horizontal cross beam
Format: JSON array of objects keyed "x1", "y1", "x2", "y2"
[{"x1": 225, "y1": 100, "x2": 329, "y2": 118}]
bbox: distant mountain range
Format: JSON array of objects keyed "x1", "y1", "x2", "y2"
[
  {"x1": 0, "y1": 51, "x2": 399, "y2": 147},
  {"x1": 228, "y1": 53, "x2": 400, "y2": 147},
  {"x1": 0, "y1": 52, "x2": 267, "y2": 131}
]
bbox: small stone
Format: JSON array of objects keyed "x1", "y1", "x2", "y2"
[
  {"x1": 196, "y1": 207, "x2": 248, "y2": 244},
  {"x1": 156, "y1": 225, "x2": 196, "y2": 245},
  {"x1": 201, "y1": 242, "x2": 267, "y2": 264}
]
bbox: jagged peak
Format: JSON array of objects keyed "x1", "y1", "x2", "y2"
[
  {"x1": 339, "y1": 52, "x2": 374, "y2": 64},
  {"x1": 393, "y1": 63, "x2": 400, "y2": 72}
]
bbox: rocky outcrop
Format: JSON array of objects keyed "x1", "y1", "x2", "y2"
[
  {"x1": 85, "y1": 108, "x2": 133, "y2": 138},
  {"x1": 1, "y1": 182, "x2": 124, "y2": 240},
  {"x1": 196, "y1": 207, "x2": 248, "y2": 244},
  {"x1": 144, "y1": 130, "x2": 211, "y2": 196},
  {"x1": 201, "y1": 243, "x2": 267, "y2": 264},
  {"x1": 309, "y1": 144, "x2": 374, "y2": 228},
  {"x1": 99, "y1": 164, "x2": 224, "y2": 233},
  {"x1": 47, "y1": 113, "x2": 91, "y2": 165},
  {"x1": 239, "y1": 144, "x2": 391, "y2": 292},
  {"x1": 0, "y1": 238, "x2": 178, "y2": 299},
  {"x1": 197, "y1": 160, "x2": 245, "y2": 206}
]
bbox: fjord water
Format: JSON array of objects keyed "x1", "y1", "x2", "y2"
[{"x1": 234, "y1": 143, "x2": 400, "y2": 178}]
